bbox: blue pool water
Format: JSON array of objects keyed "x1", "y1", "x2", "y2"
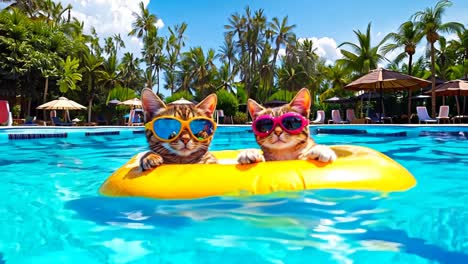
[{"x1": 0, "y1": 125, "x2": 467, "y2": 264}]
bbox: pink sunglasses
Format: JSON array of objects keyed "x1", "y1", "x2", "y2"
[{"x1": 252, "y1": 112, "x2": 309, "y2": 137}]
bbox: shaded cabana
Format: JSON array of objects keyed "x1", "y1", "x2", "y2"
[{"x1": 345, "y1": 68, "x2": 431, "y2": 123}]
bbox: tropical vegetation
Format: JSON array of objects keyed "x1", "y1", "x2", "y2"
[{"x1": 0, "y1": 0, "x2": 466, "y2": 124}]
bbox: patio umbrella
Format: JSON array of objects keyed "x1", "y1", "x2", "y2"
[
  {"x1": 108, "y1": 99, "x2": 121, "y2": 104},
  {"x1": 410, "y1": 94, "x2": 431, "y2": 99},
  {"x1": 426, "y1": 79, "x2": 468, "y2": 115},
  {"x1": 168, "y1": 98, "x2": 195, "y2": 105},
  {"x1": 345, "y1": 68, "x2": 430, "y2": 122},
  {"x1": 36, "y1": 97, "x2": 86, "y2": 123},
  {"x1": 323, "y1": 96, "x2": 352, "y2": 103},
  {"x1": 353, "y1": 92, "x2": 382, "y2": 101},
  {"x1": 37, "y1": 97, "x2": 86, "y2": 110},
  {"x1": 118, "y1": 98, "x2": 142, "y2": 107}
]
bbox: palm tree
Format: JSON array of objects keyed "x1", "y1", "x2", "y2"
[
  {"x1": 1, "y1": 0, "x2": 40, "y2": 17},
  {"x1": 99, "y1": 55, "x2": 123, "y2": 93},
  {"x1": 165, "y1": 23, "x2": 187, "y2": 94},
  {"x1": 224, "y1": 10, "x2": 249, "y2": 95},
  {"x1": 380, "y1": 21, "x2": 423, "y2": 76},
  {"x1": 412, "y1": 0, "x2": 465, "y2": 117},
  {"x1": 120, "y1": 52, "x2": 142, "y2": 90},
  {"x1": 217, "y1": 34, "x2": 236, "y2": 76},
  {"x1": 337, "y1": 22, "x2": 386, "y2": 76},
  {"x1": 81, "y1": 51, "x2": 104, "y2": 122},
  {"x1": 37, "y1": 0, "x2": 71, "y2": 25},
  {"x1": 113, "y1": 33, "x2": 126, "y2": 55},
  {"x1": 104, "y1": 37, "x2": 115, "y2": 57},
  {"x1": 269, "y1": 16, "x2": 296, "y2": 88},
  {"x1": 180, "y1": 47, "x2": 217, "y2": 97},
  {"x1": 380, "y1": 21, "x2": 424, "y2": 122},
  {"x1": 128, "y1": 1, "x2": 157, "y2": 39},
  {"x1": 448, "y1": 29, "x2": 468, "y2": 79}
]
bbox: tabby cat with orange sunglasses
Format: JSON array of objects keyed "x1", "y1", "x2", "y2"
[{"x1": 140, "y1": 88, "x2": 218, "y2": 171}]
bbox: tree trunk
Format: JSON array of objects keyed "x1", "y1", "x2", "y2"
[
  {"x1": 270, "y1": 46, "x2": 280, "y2": 90},
  {"x1": 43, "y1": 77, "x2": 49, "y2": 120},
  {"x1": 88, "y1": 97, "x2": 93, "y2": 123},
  {"x1": 430, "y1": 42, "x2": 437, "y2": 118},
  {"x1": 27, "y1": 97, "x2": 31, "y2": 117},
  {"x1": 407, "y1": 54, "x2": 413, "y2": 123},
  {"x1": 156, "y1": 69, "x2": 160, "y2": 95}
]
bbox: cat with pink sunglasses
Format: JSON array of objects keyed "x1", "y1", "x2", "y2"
[{"x1": 237, "y1": 88, "x2": 337, "y2": 164}]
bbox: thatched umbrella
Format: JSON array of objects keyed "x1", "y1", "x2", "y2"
[
  {"x1": 37, "y1": 97, "x2": 86, "y2": 110},
  {"x1": 118, "y1": 98, "x2": 142, "y2": 107},
  {"x1": 37, "y1": 97, "x2": 86, "y2": 122},
  {"x1": 345, "y1": 68, "x2": 431, "y2": 122}
]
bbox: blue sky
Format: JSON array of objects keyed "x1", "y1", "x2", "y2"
[{"x1": 150, "y1": 0, "x2": 468, "y2": 54}]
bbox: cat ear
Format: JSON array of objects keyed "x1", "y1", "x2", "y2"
[
  {"x1": 247, "y1": 98, "x2": 265, "y2": 120},
  {"x1": 289, "y1": 88, "x2": 311, "y2": 117},
  {"x1": 141, "y1": 88, "x2": 166, "y2": 121},
  {"x1": 196, "y1": 94, "x2": 217, "y2": 117}
]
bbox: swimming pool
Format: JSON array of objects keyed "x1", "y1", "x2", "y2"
[{"x1": 0, "y1": 125, "x2": 467, "y2": 263}]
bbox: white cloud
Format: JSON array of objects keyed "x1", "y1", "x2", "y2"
[
  {"x1": 277, "y1": 37, "x2": 342, "y2": 65},
  {"x1": 299, "y1": 37, "x2": 342, "y2": 65},
  {"x1": 60, "y1": 0, "x2": 163, "y2": 57},
  {"x1": 278, "y1": 48, "x2": 286, "y2": 58}
]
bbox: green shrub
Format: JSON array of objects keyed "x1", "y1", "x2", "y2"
[
  {"x1": 165, "y1": 91, "x2": 194, "y2": 103},
  {"x1": 233, "y1": 111, "x2": 248, "y2": 124},
  {"x1": 12, "y1": 105, "x2": 21, "y2": 118},
  {"x1": 216, "y1": 90, "x2": 238, "y2": 116},
  {"x1": 234, "y1": 84, "x2": 247, "y2": 104},
  {"x1": 267, "y1": 89, "x2": 295, "y2": 102}
]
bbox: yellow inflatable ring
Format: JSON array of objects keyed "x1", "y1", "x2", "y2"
[{"x1": 99, "y1": 145, "x2": 416, "y2": 199}]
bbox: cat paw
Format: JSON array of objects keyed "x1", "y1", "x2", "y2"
[
  {"x1": 140, "y1": 152, "x2": 164, "y2": 171},
  {"x1": 304, "y1": 145, "x2": 337, "y2": 163},
  {"x1": 237, "y1": 149, "x2": 265, "y2": 165}
]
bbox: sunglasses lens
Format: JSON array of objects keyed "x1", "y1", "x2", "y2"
[
  {"x1": 189, "y1": 119, "x2": 215, "y2": 140},
  {"x1": 282, "y1": 116, "x2": 304, "y2": 131},
  {"x1": 254, "y1": 118, "x2": 274, "y2": 133},
  {"x1": 153, "y1": 118, "x2": 182, "y2": 140}
]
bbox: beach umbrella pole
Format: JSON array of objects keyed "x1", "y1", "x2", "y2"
[
  {"x1": 408, "y1": 89, "x2": 412, "y2": 123},
  {"x1": 379, "y1": 82, "x2": 383, "y2": 123}
]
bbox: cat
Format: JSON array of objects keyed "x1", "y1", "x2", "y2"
[
  {"x1": 140, "y1": 88, "x2": 218, "y2": 171},
  {"x1": 237, "y1": 88, "x2": 337, "y2": 164}
]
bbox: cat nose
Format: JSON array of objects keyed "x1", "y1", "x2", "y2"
[
  {"x1": 273, "y1": 126, "x2": 283, "y2": 136},
  {"x1": 180, "y1": 133, "x2": 191, "y2": 144}
]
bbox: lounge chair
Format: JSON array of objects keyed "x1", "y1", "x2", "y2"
[
  {"x1": 416, "y1": 106, "x2": 437, "y2": 124},
  {"x1": 436, "y1": 105, "x2": 450, "y2": 124},
  {"x1": 365, "y1": 110, "x2": 392, "y2": 124},
  {"x1": 215, "y1": 110, "x2": 225, "y2": 124},
  {"x1": 24, "y1": 116, "x2": 38, "y2": 126},
  {"x1": 131, "y1": 114, "x2": 143, "y2": 126},
  {"x1": 51, "y1": 116, "x2": 72, "y2": 126},
  {"x1": 126, "y1": 109, "x2": 144, "y2": 126},
  {"x1": 346, "y1": 109, "x2": 356, "y2": 123},
  {"x1": 0, "y1": 100, "x2": 13, "y2": 126},
  {"x1": 331, "y1": 110, "x2": 349, "y2": 124},
  {"x1": 311, "y1": 110, "x2": 325, "y2": 124}
]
